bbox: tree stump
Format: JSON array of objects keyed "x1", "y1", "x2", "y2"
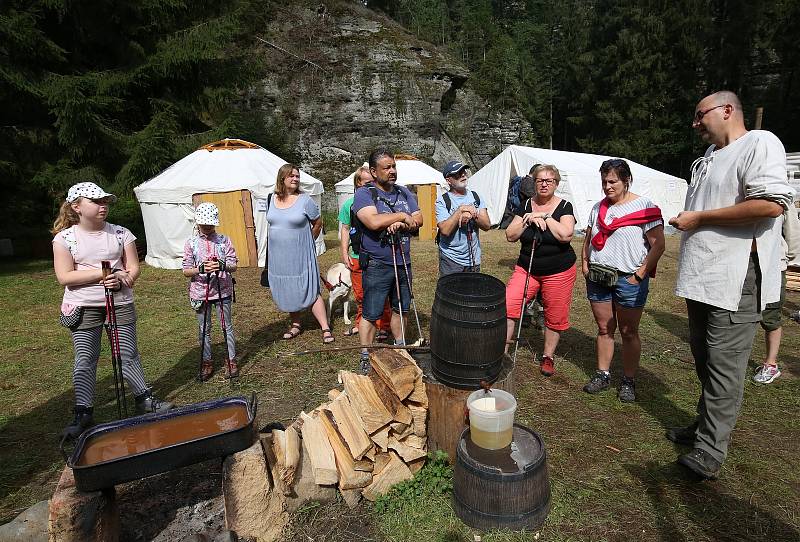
[{"x1": 415, "y1": 352, "x2": 516, "y2": 463}]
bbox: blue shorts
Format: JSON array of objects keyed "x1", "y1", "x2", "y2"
[
  {"x1": 586, "y1": 273, "x2": 649, "y2": 308},
  {"x1": 362, "y1": 258, "x2": 412, "y2": 321}
]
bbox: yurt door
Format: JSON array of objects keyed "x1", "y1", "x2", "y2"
[{"x1": 192, "y1": 190, "x2": 257, "y2": 267}]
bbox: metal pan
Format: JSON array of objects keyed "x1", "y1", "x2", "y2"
[{"x1": 63, "y1": 394, "x2": 257, "y2": 492}]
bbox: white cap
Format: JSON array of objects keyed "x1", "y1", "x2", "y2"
[
  {"x1": 195, "y1": 202, "x2": 220, "y2": 226},
  {"x1": 66, "y1": 182, "x2": 117, "y2": 203}
]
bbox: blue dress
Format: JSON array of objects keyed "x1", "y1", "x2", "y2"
[{"x1": 266, "y1": 193, "x2": 321, "y2": 312}]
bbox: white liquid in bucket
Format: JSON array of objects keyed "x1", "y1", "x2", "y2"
[{"x1": 467, "y1": 390, "x2": 516, "y2": 450}]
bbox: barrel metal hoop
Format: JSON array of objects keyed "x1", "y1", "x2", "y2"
[
  {"x1": 434, "y1": 296, "x2": 505, "y2": 312},
  {"x1": 453, "y1": 493, "x2": 551, "y2": 522},
  {"x1": 430, "y1": 309, "x2": 507, "y2": 329}
]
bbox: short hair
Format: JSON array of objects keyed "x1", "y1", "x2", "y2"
[
  {"x1": 528, "y1": 163, "x2": 542, "y2": 175},
  {"x1": 353, "y1": 166, "x2": 373, "y2": 187},
  {"x1": 599, "y1": 158, "x2": 633, "y2": 186},
  {"x1": 368, "y1": 148, "x2": 394, "y2": 170},
  {"x1": 710, "y1": 90, "x2": 742, "y2": 112},
  {"x1": 531, "y1": 164, "x2": 561, "y2": 183},
  {"x1": 275, "y1": 163, "x2": 300, "y2": 197}
]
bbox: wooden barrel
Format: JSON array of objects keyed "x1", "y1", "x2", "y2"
[
  {"x1": 429, "y1": 273, "x2": 507, "y2": 389},
  {"x1": 453, "y1": 425, "x2": 551, "y2": 531}
]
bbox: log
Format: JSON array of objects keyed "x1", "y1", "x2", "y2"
[
  {"x1": 327, "y1": 388, "x2": 341, "y2": 401},
  {"x1": 369, "y1": 372, "x2": 413, "y2": 425},
  {"x1": 370, "y1": 426, "x2": 390, "y2": 452},
  {"x1": 299, "y1": 412, "x2": 338, "y2": 485},
  {"x1": 408, "y1": 457, "x2": 426, "y2": 475},
  {"x1": 339, "y1": 371, "x2": 393, "y2": 434},
  {"x1": 318, "y1": 410, "x2": 373, "y2": 490},
  {"x1": 393, "y1": 424, "x2": 414, "y2": 440},
  {"x1": 283, "y1": 427, "x2": 301, "y2": 488},
  {"x1": 389, "y1": 421, "x2": 409, "y2": 433},
  {"x1": 362, "y1": 452, "x2": 413, "y2": 501},
  {"x1": 354, "y1": 459, "x2": 374, "y2": 472},
  {"x1": 388, "y1": 435, "x2": 427, "y2": 462},
  {"x1": 364, "y1": 446, "x2": 376, "y2": 461},
  {"x1": 369, "y1": 349, "x2": 420, "y2": 400},
  {"x1": 324, "y1": 392, "x2": 372, "y2": 460},
  {"x1": 406, "y1": 371, "x2": 428, "y2": 407},
  {"x1": 408, "y1": 404, "x2": 427, "y2": 437},
  {"x1": 48, "y1": 467, "x2": 119, "y2": 542},
  {"x1": 340, "y1": 488, "x2": 362, "y2": 509},
  {"x1": 270, "y1": 430, "x2": 290, "y2": 495},
  {"x1": 400, "y1": 434, "x2": 427, "y2": 450}
]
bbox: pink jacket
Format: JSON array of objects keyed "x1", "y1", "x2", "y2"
[{"x1": 182, "y1": 232, "x2": 238, "y2": 301}]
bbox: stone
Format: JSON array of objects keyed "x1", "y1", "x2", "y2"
[
  {"x1": 212, "y1": 531, "x2": 238, "y2": 542},
  {"x1": 47, "y1": 467, "x2": 119, "y2": 542},
  {"x1": 222, "y1": 441, "x2": 287, "y2": 542},
  {"x1": 0, "y1": 500, "x2": 48, "y2": 542}
]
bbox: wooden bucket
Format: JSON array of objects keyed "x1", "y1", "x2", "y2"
[
  {"x1": 429, "y1": 272, "x2": 507, "y2": 389},
  {"x1": 453, "y1": 425, "x2": 550, "y2": 531}
]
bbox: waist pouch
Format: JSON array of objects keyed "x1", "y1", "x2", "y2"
[{"x1": 588, "y1": 262, "x2": 619, "y2": 287}]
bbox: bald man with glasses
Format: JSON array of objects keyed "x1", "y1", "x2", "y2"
[{"x1": 667, "y1": 90, "x2": 793, "y2": 480}]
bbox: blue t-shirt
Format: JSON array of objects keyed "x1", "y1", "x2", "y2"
[
  {"x1": 352, "y1": 184, "x2": 419, "y2": 265},
  {"x1": 435, "y1": 190, "x2": 486, "y2": 266}
]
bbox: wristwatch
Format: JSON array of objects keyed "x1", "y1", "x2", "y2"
[
  {"x1": 633, "y1": 273, "x2": 644, "y2": 282},
  {"x1": 542, "y1": 213, "x2": 551, "y2": 220}
]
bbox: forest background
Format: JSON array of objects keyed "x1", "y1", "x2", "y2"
[{"x1": 2, "y1": 0, "x2": 799, "y2": 246}]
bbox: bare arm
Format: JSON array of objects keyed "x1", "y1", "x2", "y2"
[
  {"x1": 669, "y1": 198, "x2": 783, "y2": 231},
  {"x1": 581, "y1": 227, "x2": 592, "y2": 276},
  {"x1": 116, "y1": 242, "x2": 140, "y2": 286},
  {"x1": 339, "y1": 223, "x2": 352, "y2": 268},
  {"x1": 357, "y1": 206, "x2": 417, "y2": 232},
  {"x1": 506, "y1": 215, "x2": 527, "y2": 242},
  {"x1": 544, "y1": 215, "x2": 575, "y2": 243},
  {"x1": 311, "y1": 215, "x2": 323, "y2": 239},
  {"x1": 637, "y1": 225, "x2": 665, "y2": 277},
  {"x1": 53, "y1": 243, "x2": 104, "y2": 286},
  {"x1": 475, "y1": 208, "x2": 491, "y2": 231}
]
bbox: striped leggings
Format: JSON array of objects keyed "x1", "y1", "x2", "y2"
[
  {"x1": 196, "y1": 299, "x2": 236, "y2": 361},
  {"x1": 70, "y1": 324, "x2": 149, "y2": 407}
]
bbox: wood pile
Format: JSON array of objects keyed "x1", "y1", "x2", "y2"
[
  {"x1": 786, "y1": 266, "x2": 800, "y2": 292},
  {"x1": 277, "y1": 349, "x2": 428, "y2": 507}
]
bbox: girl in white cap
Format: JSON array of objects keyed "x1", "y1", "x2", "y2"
[
  {"x1": 52, "y1": 182, "x2": 173, "y2": 439},
  {"x1": 182, "y1": 202, "x2": 239, "y2": 380}
]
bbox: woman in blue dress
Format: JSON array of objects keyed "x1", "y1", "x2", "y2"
[{"x1": 267, "y1": 164, "x2": 334, "y2": 343}]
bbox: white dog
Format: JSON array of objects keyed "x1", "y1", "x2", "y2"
[{"x1": 324, "y1": 263, "x2": 353, "y2": 328}]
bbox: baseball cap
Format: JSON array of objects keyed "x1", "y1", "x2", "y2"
[
  {"x1": 195, "y1": 202, "x2": 220, "y2": 226},
  {"x1": 442, "y1": 160, "x2": 469, "y2": 178},
  {"x1": 66, "y1": 182, "x2": 117, "y2": 203}
]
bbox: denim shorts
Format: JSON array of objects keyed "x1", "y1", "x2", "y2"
[
  {"x1": 362, "y1": 258, "x2": 411, "y2": 321},
  {"x1": 586, "y1": 273, "x2": 649, "y2": 308}
]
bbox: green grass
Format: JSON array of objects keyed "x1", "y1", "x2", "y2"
[{"x1": 1, "y1": 232, "x2": 799, "y2": 541}]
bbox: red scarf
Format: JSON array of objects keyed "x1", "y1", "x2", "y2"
[{"x1": 591, "y1": 198, "x2": 662, "y2": 276}]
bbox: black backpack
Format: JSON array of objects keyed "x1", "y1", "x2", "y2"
[
  {"x1": 349, "y1": 185, "x2": 409, "y2": 255},
  {"x1": 435, "y1": 190, "x2": 481, "y2": 245}
]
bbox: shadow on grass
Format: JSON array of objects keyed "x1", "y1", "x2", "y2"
[
  {"x1": 626, "y1": 461, "x2": 800, "y2": 541},
  {"x1": 646, "y1": 307, "x2": 690, "y2": 343}
]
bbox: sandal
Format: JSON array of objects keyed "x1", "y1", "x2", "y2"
[
  {"x1": 282, "y1": 323, "x2": 302, "y2": 340},
  {"x1": 322, "y1": 329, "x2": 335, "y2": 344},
  {"x1": 376, "y1": 330, "x2": 390, "y2": 342},
  {"x1": 200, "y1": 360, "x2": 214, "y2": 382},
  {"x1": 343, "y1": 326, "x2": 359, "y2": 337}
]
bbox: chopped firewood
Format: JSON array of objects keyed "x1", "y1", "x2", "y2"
[
  {"x1": 408, "y1": 456, "x2": 426, "y2": 475},
  {"x1": 370, "y1": 425, "x2": 390, "y2": 452},
  {"x1": 362, "y1": 451, "x2": 413, "y2": 501},
  {"x1": 364, "y1": 446, "x2": 376, "y2": 461},
  {"x1": 299, "y1": 412, "x2": 338, "y2": 486},
  {"x1": 327, "y1": 388, "x2": 341, "y2": 401},
  {"x1": 340, "y1": 488, "x2": 362, "y2": 509},
  {"x1": 318, "y1": 410, "x2": 373, "y2": 490},
  {"x1": 283, "y1": 426, "x2": 301, "y2": 488},
  {"x1": 389, "y1": 421, "x2": 408, "y2": 433},
  {"x1": 393, "y1": 424, "x2": 414, "y2": 440},
  {"x1": 408, "y1": 404, "x2": 427, "y2": 437},
  {"x1": 354, "y1": 459, "x2": 373, "y2": 472},
  {"x1": 400, "y1": 434, "x2": 426, "y2": 450},
  {"x1": 339, "y1": 371, "x2": 393, "y2": 434},
  {"x1": 369, "y1": 349, "x2": 420, "y2": 400},
  {"x1": 388, "y1": 435, "x2": 427, "y2": 462},
  {"x1": 406, "y1": 371, "x2": 427, "y2": 407},
  {"x1": 373, "y1": 452, "x2": 391, "y2": 476},
  {"x1": 324, "y1": 393, "x2": 372, "y2": 460},
  {"x1": 369, "y1": 371, "x2": 413, "y2": 425},
  {"x1": 270, "y1": 429, "x2": 300, "y2": 496}
]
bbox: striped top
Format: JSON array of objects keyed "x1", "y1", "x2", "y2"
[{"x1": 586, "y1": 196, "x2": 663, "y2": 273}]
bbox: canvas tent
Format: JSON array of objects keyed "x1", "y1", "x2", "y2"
[
  {"x1": 134, "y1": 139, "x2": 325, "y2": 269},
  {"x1": 334, "y1": 156, "x2": 448, "y2": 212},
  {"x1": 467, "y1": 145, "x2": 688, "y2": 228}
]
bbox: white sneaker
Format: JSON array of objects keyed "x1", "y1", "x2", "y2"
[{"x1": 753, "y1": 364, "x2": 781, "y2": 384}]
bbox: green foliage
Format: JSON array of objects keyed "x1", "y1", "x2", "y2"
[{"x1": 373, "y1": 450, "x2": 453, "y2": 514}]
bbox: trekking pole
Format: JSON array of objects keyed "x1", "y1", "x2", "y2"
[
  {"x1": 396, "y1": 233, "x2": 425, "y2": 345},
  {"x1": 466, "y1": 220, "x2": 476, "y2": 268},
  {"x1": 197, "y1": 272, "x2": 212, "y2": 382},
  {"x1": 387, "y1": 233, "x2": 406, "y2": 344},
  {"x1": 512, "y1": 228, "x2": 542, "y2": 366},
  {"x1": 102, "y1": 261, "x2": 127, "y2": 418},
  {"x1": 215, "y1": 267, "x2": 236, "y2": 381}
]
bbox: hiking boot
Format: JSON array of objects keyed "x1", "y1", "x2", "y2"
[
  {"x1": 359, "y1": 352, "x2": 371, "y2": 375},
  {"x1": 540, "y1": 355, "x2": 555, "y2": 377},
  {"x1": 62, "y1": 406, "x2": 94, "y2": 440},
  {"x1": 752, "y1": 363, "x2": 781, "y2": 384},
  {"x1": 666, "y1": 420, "x2": 698, "y2": 446},
  {"x1": 618, "y1": 376, "x2": 636, "y2": 403},
  {"x1": 677, "y1": 448, "x2": 722, "y2": 480},
  {"x1": 225, "y1": 358, "x2": 240, "y2": 379},
  {"x1": 135, "y1": 390, "x2": 174, "y2": 415},
  {"x1": 583, "y1": 371, "x2": 610, "y2": 394}
]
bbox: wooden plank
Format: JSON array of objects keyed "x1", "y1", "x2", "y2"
[
  {"x1": 362, "y1": 452, "x2": 413, "y2": 501},
  {"x1": 388, "y1": 435, "x2": 427, "y2": 462},
  {"x1": 240, "y1": 189, "x2": 258, "y2": 267},
  {"x1": 339, "y1": 371, "x2": 393, "y2": 434},
  {"x1": 299, "y1": 412, "x2": 338, "y2": 485},
  {"x1": 318, "y1": 410, "x2": 373, "y2": 490},
  {"x1": 369, "y1": 372, "x2": 413, "y2": 425},
  {"x1": 369, "y1": 349, "x2": 420, "y2": 400},
  {"x1": 196, "y1": 191, "x2": 251, "y2": 267},
  {"x1": 325, "y1": 393, "x2": 372, "y2": 460}
]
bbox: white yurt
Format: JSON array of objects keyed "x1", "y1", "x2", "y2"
[
  {"x1": 467, "y1": 145, "x2": 688, "y2": 228},
  {"x1": 134, "y1": 139, "x2": 325, "y2": 269}
]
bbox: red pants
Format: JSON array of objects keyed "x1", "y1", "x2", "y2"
[
  {"x1": 350, "y1": 257, "x2": 391, "y2": 330},
  {"x1": 505, "y1": 264, "x2": 577, "y2": 331}
]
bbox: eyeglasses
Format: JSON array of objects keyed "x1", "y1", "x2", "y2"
[
  {"x1": 693, "y1": 104, "x2": 725, "y2": 122},
  {"x1": 535, "y1": 178, "x2": 557, "y2": 185},
  {"x1": 448, "y1": 171, "x2": 468, "y2": 179}
]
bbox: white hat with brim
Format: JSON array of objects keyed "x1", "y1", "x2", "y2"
[
  {"x1": 66, "y1": 182, "x2": 117, "y2": 203},
  {"x1": 195, "y1": 202, "x2": 220, "y2": 226}
]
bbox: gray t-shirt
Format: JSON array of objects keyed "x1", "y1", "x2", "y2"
[{"x1": 586, "y1": 196, "x2": 662, "y2": 273}]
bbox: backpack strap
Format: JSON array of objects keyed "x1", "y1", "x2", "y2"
[{"x1": 471, "y1": 190, "x2": 481, "y2": 207}]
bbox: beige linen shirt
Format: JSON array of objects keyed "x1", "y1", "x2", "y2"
[{"x1": 675, "y1": 130, "x2": 793, "y2": 311}]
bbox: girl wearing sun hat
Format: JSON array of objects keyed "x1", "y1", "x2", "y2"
[
  {"x1": 52, "y1": 182, "x2": 173, "y2": 439},
  {"x1": 182, "y1": 202, "x2": 239, "y2": 380}
]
